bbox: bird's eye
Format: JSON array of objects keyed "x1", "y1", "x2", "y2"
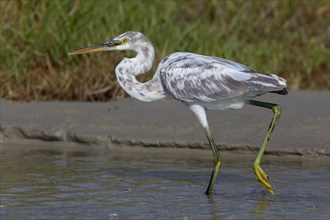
[{"x1": 122, "y1": 37, "x2": 129, "y2": 43}]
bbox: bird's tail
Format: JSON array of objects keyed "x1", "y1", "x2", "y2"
[
  {"x1": 270, "y1": 87, "x2": 288, "y2": 95},
  {"x1": 268, "y1": 73, "x2": 288, "y2": 95}
]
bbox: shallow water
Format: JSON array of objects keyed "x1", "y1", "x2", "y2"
[{"x1": 1, "y1": 143, "x2": 329, "y2": 220}]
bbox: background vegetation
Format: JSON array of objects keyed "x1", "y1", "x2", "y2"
[{"x1": 1, "y1": 0, "x2": 329, "y2": 101}]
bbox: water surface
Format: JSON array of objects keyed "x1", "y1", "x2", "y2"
[{"x1": 1, "y1": 143, "x2": 329, "y2": 219}]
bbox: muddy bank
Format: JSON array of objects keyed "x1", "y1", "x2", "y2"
[{"x1": 1, "y1": 90, "x2": 329, "y2": 157}]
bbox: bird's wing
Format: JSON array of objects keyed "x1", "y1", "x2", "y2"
[{"x1": 158, "y1": 52, "x2": 286, "y2": 102}]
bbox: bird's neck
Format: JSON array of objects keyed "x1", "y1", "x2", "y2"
[{"x1": 115, "y1": 45, "x2": 166, "y2": 102}]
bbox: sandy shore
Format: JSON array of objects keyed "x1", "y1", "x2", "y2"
[{"x1": 1, "y1": 90, "x2": 329, "y2": 157}]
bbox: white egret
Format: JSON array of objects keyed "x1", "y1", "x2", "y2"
[{"x1": 69, "y1": 31, "x2": 287, "y2": 195}]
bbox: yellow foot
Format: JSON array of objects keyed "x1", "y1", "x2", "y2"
[{"x1": 253, "y1": 164, "x2": 275, "y2": 195}]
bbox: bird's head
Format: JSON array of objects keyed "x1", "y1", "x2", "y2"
[{"x1": 68, "y1": 31, "x2": 150, "y2": 55}]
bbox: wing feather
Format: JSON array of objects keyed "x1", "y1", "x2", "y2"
[{"x1": 158, "y1": 52, "x2": 286, "y2": 102}]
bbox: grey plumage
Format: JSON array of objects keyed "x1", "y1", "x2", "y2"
[
  {"x1": 158, "y1": 52, "x2": 286, "y2": 103},
  {"x1": 69, "y1": 31, "x2": 287, "y2": 195}
]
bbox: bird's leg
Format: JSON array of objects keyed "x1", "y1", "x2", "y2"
[
  {"x1": 248, "y1": 99, "x2": 282, "y2": 195},
  {"x1": 204, "y1": 127, "x2": 222, "y2": 195},
  {"x1": 188, "y1": 104, "x2": 222, "y2": 195}
]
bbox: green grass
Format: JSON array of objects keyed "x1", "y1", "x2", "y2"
[{"x1": 1, "y1": 0, "x2": 329, "y2": 101}]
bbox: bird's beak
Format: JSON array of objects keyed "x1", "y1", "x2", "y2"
[{"x1": 68, "y1": 40, "x2": 120, "y2": 55}]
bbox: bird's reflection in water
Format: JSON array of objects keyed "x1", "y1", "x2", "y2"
[{"x1": 206, "y1": 190, "x2": 274, "y2": 220}]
